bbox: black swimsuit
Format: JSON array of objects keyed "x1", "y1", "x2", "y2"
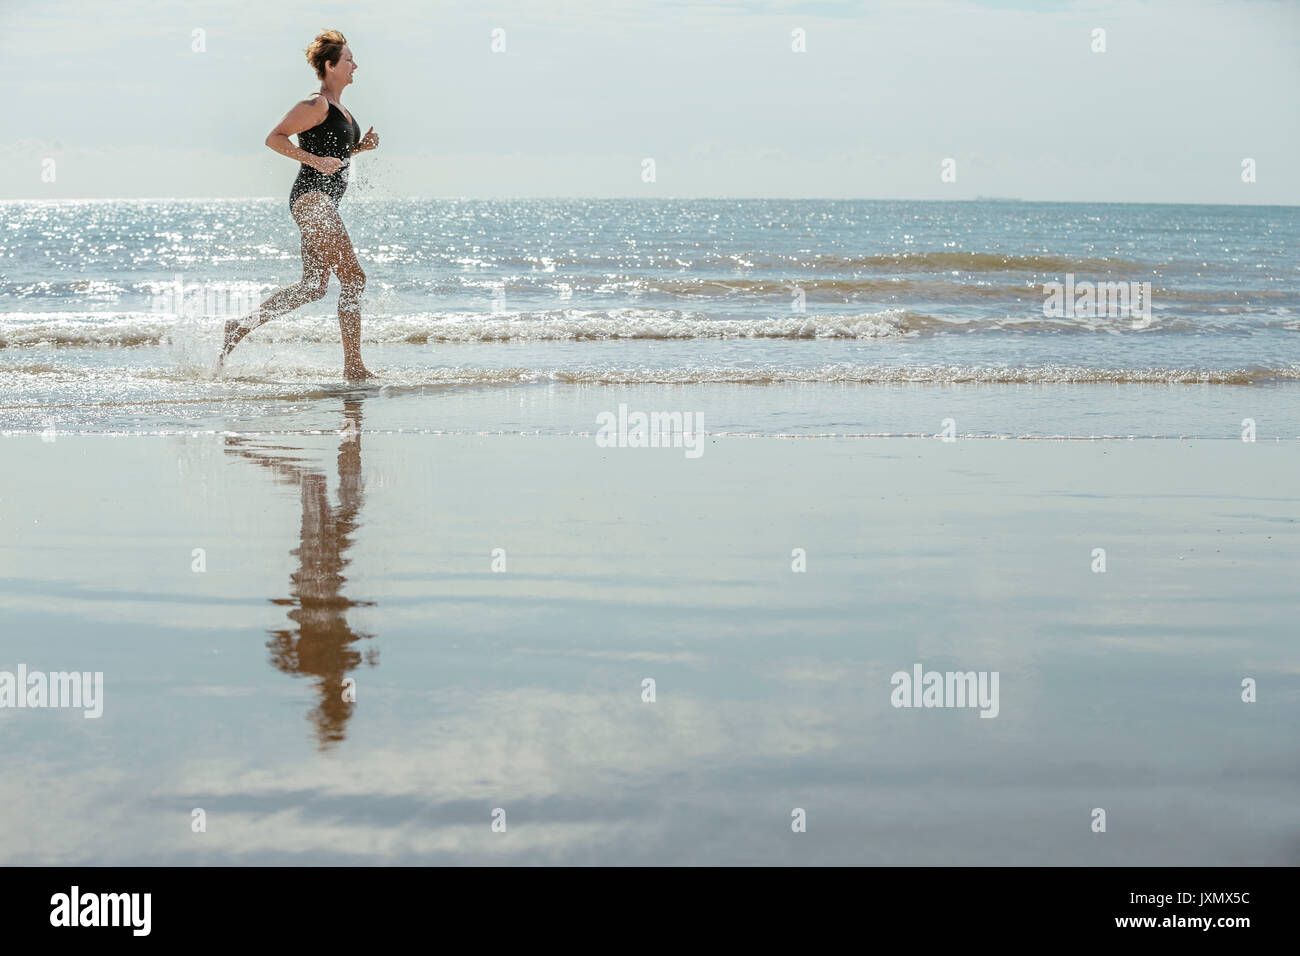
[{"x1": 289, "y1": 99, "x2": 361, "y2": 211}]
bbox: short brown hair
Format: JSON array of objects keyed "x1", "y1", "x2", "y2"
[{"x1": 305, "y1": 30, "x2": 348, "y2": 79}]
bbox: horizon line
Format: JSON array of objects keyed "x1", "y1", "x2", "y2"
[{"x1": 1, "y1": 196, "x2": 1296, "y2": 208}]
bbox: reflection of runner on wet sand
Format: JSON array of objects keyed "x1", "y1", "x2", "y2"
[{"x1": 223, "y1": 397, "x2": 375, "y2": 749}]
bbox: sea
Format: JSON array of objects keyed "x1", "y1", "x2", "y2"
[{"x1": 1, "y1": 198, "x2": 1297, "y2": 436}]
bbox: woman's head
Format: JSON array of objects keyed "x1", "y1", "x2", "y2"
[{"x1": 306, "y1": 30, "x2": 356, "y2": 85}]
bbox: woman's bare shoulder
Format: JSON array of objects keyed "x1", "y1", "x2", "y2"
[{"x1": 297, "y1": 93, "x2": 330, "y2": 115}]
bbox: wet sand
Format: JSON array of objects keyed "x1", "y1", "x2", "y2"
[{"x1": 0, "y1": 402, "x2": 1296, "y2": 864}]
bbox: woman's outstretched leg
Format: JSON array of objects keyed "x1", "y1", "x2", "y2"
[{"x1": 218, "y1": 194, "x2": 334, "y2": 366}]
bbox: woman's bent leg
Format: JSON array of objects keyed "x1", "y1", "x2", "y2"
[{"x1": 218, "y1": 193, "x2": 335, "y2": 363}]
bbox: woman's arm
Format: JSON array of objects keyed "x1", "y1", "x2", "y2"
[{"x1": 265, "y1": 96, "x2": 340, "y2": 175}]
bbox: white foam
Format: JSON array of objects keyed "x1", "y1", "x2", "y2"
[{"x1": 0, "y1": 309, "x2": 926, "y2": 347}]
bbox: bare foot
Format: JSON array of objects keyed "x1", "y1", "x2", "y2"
[
  {"x1": 344, "y1": 362, "x2": 375, "y2": 384},
  {"x1": 218, "y1": 319, "x2": 241, "y2": 364}
]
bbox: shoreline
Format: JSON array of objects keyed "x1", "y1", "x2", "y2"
[{"x1": 4, "y1": 378, "x2": 1299, "y2": 439}]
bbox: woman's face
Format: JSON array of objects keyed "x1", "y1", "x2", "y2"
[{"x1": 328, "y1": 45, "x2": 358, "y2": 86}]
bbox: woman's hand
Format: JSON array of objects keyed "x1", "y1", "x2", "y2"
[
  {"x1": 312, "y1": 156, "x2": 345, "y2": 176},
  {"x1": 354, "y1": 127, "x2": 379, "y2": 154}
]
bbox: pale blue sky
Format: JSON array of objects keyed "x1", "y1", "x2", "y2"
[{"x1": 0, "y1": 0, "x2": 1296, "y2": 202}]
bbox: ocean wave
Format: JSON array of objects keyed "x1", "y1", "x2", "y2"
[
  {"x1": 634, "y1": 277, "x2": 1296, "y2": 308},
  {"x1": 634, "y1": 277, "x2": 1025, "y2": 299},
  {"x1": 471, "y1": 250, "x2": 1155, "y2": 274},
  {"x1": 0, "y1": 279, "x2": 131, "y2": 299},
  {"x1": 0, "y1": 309, "x2": 930, "y2": 347},
  {"x1": 4, "y1": 307, "x2": 1297, "y2": 348},
  {"x1": 391, "y1": 310, "x2": 929, "y2": 342},
  {"x1": 0, "y1": 313, "x2": 173, "y2": 347},
  {"x1": 0, "y1": 278, "x2": 277, "y2": 301},
  {"x1": 782, "y1": 251, "x2": 1155, "y2": 274}
]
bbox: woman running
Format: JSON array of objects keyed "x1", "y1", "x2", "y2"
[{"x1": 219, "y1": 29, "x2": 379, "y2": 382}]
